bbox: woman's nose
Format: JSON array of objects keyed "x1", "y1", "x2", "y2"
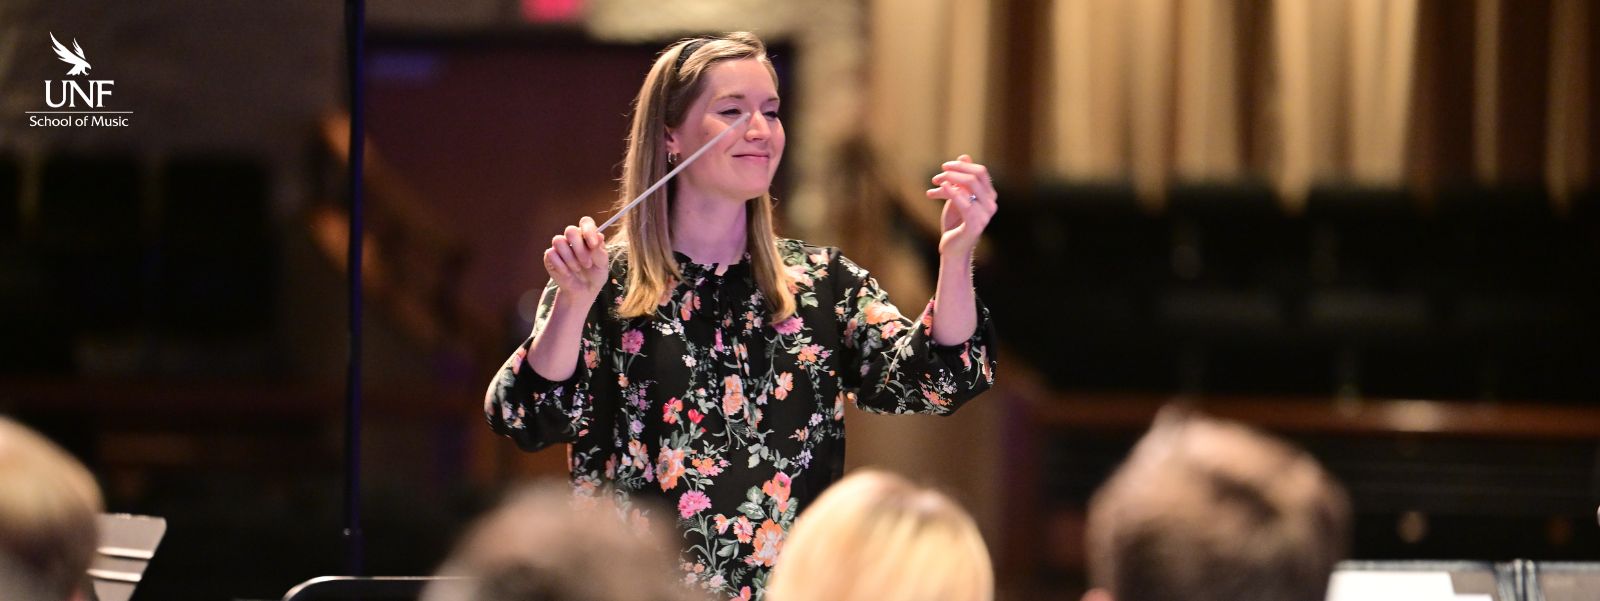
[{"x1": 745, "y1": 115, "x2": 769, "y2": 140}]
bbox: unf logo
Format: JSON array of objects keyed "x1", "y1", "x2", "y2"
[{"x1": 44, "y1": 32, "x2": 114, "y2": 108}]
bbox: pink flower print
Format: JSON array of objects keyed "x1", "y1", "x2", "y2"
[
  {"x1": 714, "y1": 514, "x2": 732, "y2": 534},
  {"x1": 732, "y1": 586, "x2": 752, "y2": 601},
  {"x1": 693, "y1": 457, "x2": 722, "y2": 477},
  {"x1": 677, "y1": 490, "x2": 712, "y2": 518},
  {"x1": 680, "y1": 292, "x2": 700, "y2": 321},
  {"x1": 627, "y1": 440, "x2": 649, "y2": 470},
  {"x1": 797, "y1": 344, "x2": 821, "y2": 364},
  {"x1": 762, "y1": 472, "x2": 792, "y2": 513},
  {"x1": 621, "y1": 329, "x2": 645, "y2": 354},
  {"x1": 774, "y1": 372, "x2": 794, "y2": 400},
  {"x1": 583, "y1": 348, "x2": 599, "y2": 369},
  {"x1": 773, "y1": 315, "x2": 804, "y2": 335},
  {"x1": 784, "y1": 264, "x2": 807, "y2": 294},
  {"x1": 722, "y1": 376, "x2": 746, "y2": 416},
  {"x1": 733, "y1": 516, "x2": 755, "y2": 543},
  {"x1": 656, "y1": 446, "x2": 687, "y2": 491},
  {"x1": 687, "y1": 409, "x2": 704, "y2": 424},
  {"x1": 747, "y1": 519, "x2": 785, "y2": 567},
  {"x1": 864, "y1": 302, "x2": 900, "y2": 325},
  {"x1": 880, "y1": 320, "x2": 902, "y2": 340},
  {"x1": 662, "y1": 397, "x2": 683, "y2": 424}
]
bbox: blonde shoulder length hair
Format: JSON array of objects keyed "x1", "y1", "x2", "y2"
[
  {"x1": 614, "y1": 32, "x2": 796, "y2": 322},
  {"x1": 766, "y1": 469, "x2": 995, "y2": 601}
]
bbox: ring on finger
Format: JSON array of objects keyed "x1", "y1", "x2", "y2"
[{"x1": 967, "y1": 193, "x2": 978, "y2": 203}]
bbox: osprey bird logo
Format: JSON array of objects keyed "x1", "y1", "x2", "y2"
[{"x1": 49, "y1": 33, "x2": 91, "y2": 76}]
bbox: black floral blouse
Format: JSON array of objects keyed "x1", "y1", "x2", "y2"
[{"x1": 484, "y1": 238, "x2": 997, "y2": 600}]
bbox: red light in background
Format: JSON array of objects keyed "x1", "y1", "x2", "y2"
[{"x1": 522, "y1": 0, "x2": 583, "y2": 22}]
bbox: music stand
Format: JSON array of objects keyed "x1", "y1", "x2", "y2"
[
  {"x1": 1527, "y1": 561, "x2": 1600, "y2": 601},
  {"x1": 1330, "y1": 560, "x2": 1519, "y2": 601},
  {"x1": 88, "y1": 514, "x2": 166, "y2": 601},
  {"x1": 282, "y1": 576, "x2": 471, "y2": 601}
]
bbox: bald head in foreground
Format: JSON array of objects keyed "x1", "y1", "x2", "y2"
[
  {"x1": 1085, "y1": 408, "x2": 1351, "y2": 601},
  {"x1": 422, "y1": 482, "x2": 700, "y2": 601}
]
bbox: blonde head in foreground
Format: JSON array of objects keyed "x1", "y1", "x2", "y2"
[
  {"x1": 765, "y1": 469, "x2": 993, "y2": 601},
  {"x1": 1084, "y1": 407, "x2": 1351, "y2": 601},
  {"x1": 0, "y1": 416, "x2": 103, "y2": 601}
]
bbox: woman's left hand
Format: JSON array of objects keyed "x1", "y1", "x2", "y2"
[{"x1": 926, "y1": 154, "x2": 998, "y2": 257}]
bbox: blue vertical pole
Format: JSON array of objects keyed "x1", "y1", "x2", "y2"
[{"x1": 343, "y1": 0, "x2": 367, "y2": 577}]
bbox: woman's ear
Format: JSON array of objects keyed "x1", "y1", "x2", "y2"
[{"x1": 663, "y1": 127, "x2": 681, "y2": 156}]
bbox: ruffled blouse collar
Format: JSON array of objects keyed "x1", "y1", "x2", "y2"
[{"x1": 672, "y1": 251, "x2": 753, "y2": 281}]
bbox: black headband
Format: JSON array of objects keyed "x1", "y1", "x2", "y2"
[{"x1": 675, "y1": 39, "x2": 708, "y2": 74}]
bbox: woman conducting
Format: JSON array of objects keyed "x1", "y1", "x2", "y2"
[{"x1": 484, "y1": 31, "x2": 998, "y2": 599}]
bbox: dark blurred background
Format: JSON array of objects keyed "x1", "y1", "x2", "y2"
[{"x1": 1, "y1": 0, "x2": 1597, "y2": 599}]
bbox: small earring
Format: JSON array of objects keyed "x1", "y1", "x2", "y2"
[{"x1": 667, "y1": 152, "x2": 681, "y2": 167}]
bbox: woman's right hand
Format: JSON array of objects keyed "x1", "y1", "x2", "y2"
[{"x1": 543, "y1": 216, "x2": 609, "y2": 306}]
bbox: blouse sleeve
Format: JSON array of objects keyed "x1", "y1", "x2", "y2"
[
  {"x1": 833, "y1": 252, "x2": 997, "y2": 415},
  {"x1": 483, "y1": 279, "x2": 603, "y2": 452}
]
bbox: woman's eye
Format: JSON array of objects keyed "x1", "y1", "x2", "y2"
[
  {"x1": 764, "y1": 111, "x2": 781, "y2": 120},
  {"x1": 719, "y1": 108, "x2": 742, "y2": 116}
]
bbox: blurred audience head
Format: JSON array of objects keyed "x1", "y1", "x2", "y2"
[
  {"x1": 422, "y1": 481, "x2": 698, "y2": 601},
  {"x1": 766, "y1": 469, "x2": 993, "y2": 601},
  {"x1": 1084, "y1": 407, "x2": 1350, "y2": 601},
  {"x1": 0, "y1": 416, "x2": 103, "y2": 601}
]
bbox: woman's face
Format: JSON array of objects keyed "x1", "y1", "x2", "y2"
[{"x1": 666, "y1": 58, "x2": 785, "y2": 204}]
